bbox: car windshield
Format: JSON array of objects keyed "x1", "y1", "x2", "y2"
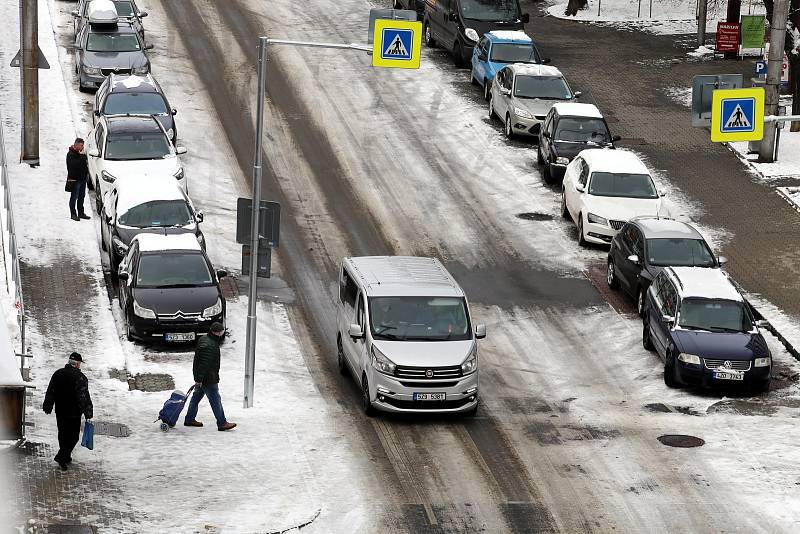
[
  {"x1": 104, "y1": 93, "x2": 167, "y2": 115},
  {"x1": 369, "y1": 296, "x2": 471, "y2": 341},
  {"x1": 514, "y1": 75, "x2": 571, "y2": 99},
  {"x1": 460, "y1": 0, "x2": 519, "y2": 21},
  {"x1": 113, "y1": 1, "x2": 135, "y2": 17},
  {"x1": 136, "y1": 253, "x2": 212, "y2": 288},
  {"x1": 588, "y1": 172, "x2": 658, "y2": 199},
  {"x1": 490, "y1": 43, "x2": 540, "y2": 63},
  {"x1": 118, "y1": 200, "x2": 192, "y2": 228},
  {"x1": 105, "y1": 132, "x2": 171, "y2": 160},
  {"x1": 554, "y1": 117, "x2": 610, "y2": 143},
  {"x1": 646, "y1": 238, "x2": 716, "y2": 267},
  {"x1": 86, "y1": 32, "x2": 141, "y2": 52},
  {"x1": 678, "y1": 298, "x2": 752, "y2": 333}
]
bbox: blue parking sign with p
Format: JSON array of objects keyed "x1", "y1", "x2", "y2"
[
  {"x1": 720, "y1": 97, "x2": 755, "y2": 133},
  {"x1": 381, "y1": 28, "x2": 413, "y2": 61}
]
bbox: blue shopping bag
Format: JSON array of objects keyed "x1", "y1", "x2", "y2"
[{"x1": 81, "y1": 420, "x2": 94, "y2": 451}]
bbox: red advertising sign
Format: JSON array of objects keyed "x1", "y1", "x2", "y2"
[{"x1": 716, "y1": 22, "x2": 741, "y2": 53}]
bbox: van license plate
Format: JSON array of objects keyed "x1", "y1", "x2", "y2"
[
  {"x1": 413, "y1": 393, "x2": 446, "y2": 401},
  {"x1": 713, "y1": 371, "x2": 744, "y2": 381},
  {"x1": 165, "y1": 332, "x2": 195, "y2": 342}
]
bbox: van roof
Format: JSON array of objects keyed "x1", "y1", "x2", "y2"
[
  {"x1": 88, "y1": 0, "x2": 119, "y2": 24},
  {"x1": 345, "y1": 256, "x2": 465, "y2": 298},
  {"x1": 552, "y1": 102, "x2": 603, "y2": 119}
]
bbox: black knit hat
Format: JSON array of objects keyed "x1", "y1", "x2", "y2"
[
  {"x1": 69, "y1": 352, "x2": 83, "y2": 362},
  {"x1": 210, "y1": 322, "x2": 225, "y2": 334}
]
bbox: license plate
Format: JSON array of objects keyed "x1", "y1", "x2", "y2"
[
  {"x1": 413, "y1": 392, "x2": 446, "y2": 401},
  {"x1": 164, "y1": 332, "x2": 195, "y2": 342},
  {"x1": 713, "y1": 371, "x2": 744, "y2": 381}
]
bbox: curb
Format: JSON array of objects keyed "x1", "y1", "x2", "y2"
[{"x1": 746, "y1": 300, "x2": 800, "y2": 362}]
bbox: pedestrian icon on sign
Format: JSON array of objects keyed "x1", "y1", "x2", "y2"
[
  {"x1": 719, "y1": 97, "x2": 755, "y2": 133},
  {"x1": 381, "y1": 28, "x2": 413, "y2": 61},
  {"x1": 725, "y1": 104, "x2": 750, "y2": 129}
]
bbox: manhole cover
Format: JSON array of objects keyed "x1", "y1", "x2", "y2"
[
  {"x1": 92, "y1": 421, "x2": 130, "y2": 438},
  {"x1": 516, "y1": 212, "x2": 554, "y2": 221},
  {"x1": 657, "y1": 434, "x2": 705, "y2": 448}
]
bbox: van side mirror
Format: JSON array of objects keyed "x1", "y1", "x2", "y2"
[
  {"x1": 541, "y1": 57, "x2": 552, "y2": 65},
  {"x1": 138, "y1": 10, "x2": 148, "y2": 17},
  {"x1": 541, "y1": 131, "x2": 551, "y2": 139},
  {"x1": 348, "y1": 324, "x2": 364, "y2": 339},
  {"x1": 195, "y1": 211, "x2": 204, "y2": 223},
  {"x1": 71, "y1": 10, "x2": 79, "y2": 17},
  {"x1": 176, "y1": 146, "x2": 188, "y2": 155},
  {"x1": 118, "y1": 271, "x2": 129, "y2": 281},
  {"x1": 216, "y1": 269, "x2": 227, "y2": 279},
  {"x1": 717, "y1": 255, "x2": 728, "y2": 266},
  {"x1": 575, "y1": 184, "x2": 584, "y2": 193},
  {"x1": 612, "y1": 135, "x2": 622, "y2": 142},
  {"x1": 662, "y1": 315, "x2": 675, "y2": 325},
  {"x1": 145, "y1": 43, "x2": 154, "y2": 50},
  {"x1": 474, "y1": 324, "x2": 486, "y2": 339},
  {"x1": 755, "y1": 319, "x2": 771, "y2": 329},
  {"x1": 573, "y1": 91, "x2": 582, "y2": 99},
  {"x1": 88, "y1": 148, "x2": 100, "y2": 158},
  {"x1": 627, "y1": 254, "x2": 640, "y2": 264},
  {"x1": 172, "y1": 108, "x2": 178, "y2": 115}
]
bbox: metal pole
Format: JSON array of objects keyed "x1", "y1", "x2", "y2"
[
  {"x1": 697, "y1": 0, "x2": 707, "y2": 47},
  {"x1": 244, "y1": 37, "x2": 267, "y2": 408},
  {"x1": 20, "y1": 0, "x2": 39, "y2": 165},
  {"x1": 759, "y1": 0, "x2": 789, "y2": 163}
]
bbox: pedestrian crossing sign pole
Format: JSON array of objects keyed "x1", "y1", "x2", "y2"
[
  {"x1": 372, "y1": 19, "x2": 422, "y2": 69},
  {"x1": 710, "y1": 87, "x2": 765, "y2": 142}
]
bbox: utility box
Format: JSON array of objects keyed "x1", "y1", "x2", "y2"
[{"x1": 692, "y1": 74, "x2": 744, "y2": 127}]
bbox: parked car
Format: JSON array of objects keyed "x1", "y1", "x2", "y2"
[
  {"x1": 393, "y1": 0, "x2": 426, "y2": 19},
  {"x1": 95, "y1": 73, "x2": 178, "y2": 143},
  {"x1": 472, "y1": 30, "x2": 547, "y2": 101},
  {"x1": 642, "y1": 267, "x2": 771, "y2": 392},
  {"x1": 75, "y1": 19, "x2": 152, "y2": 92},
  {"x1": 86, "y1": 115, "x2": 187, "y2": 203},
  {"x1": 424, "y1": 0, "x2": 530, "y2": 67},
  {"x1": 607, "y1": 217, "x2": 725, "y2": 316},
  {"x1": 101, "y1": 175, "x2": 204, "y2": 273},
  {"x1": 562, "y1": 149, "x2": 665, "y2": 246},
  {"x1": 538, "y1": 103, "x2": 619, "y2": 183},
  {"x1": 118, "y1": 233, "x2": 226, "y2": 343},
  {"x1": 488, "y1": 64, "x2": 578, "y2": 139},
  {"x1": 72, "y1": 0, "x2": 147, "y2": 40},
  {"x1": 337, "y1": 256, "x2": 486, "y2": 415}
]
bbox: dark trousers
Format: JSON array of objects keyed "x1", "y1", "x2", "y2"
[
  {"x1": 69, "y1": 179, "x2": 87, "y2": 217},
  {"x1": 55, "y1": 414, "x2": 81, "y2": 463}
]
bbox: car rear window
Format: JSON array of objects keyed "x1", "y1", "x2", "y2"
[
  {"x1": 114, "y1": 1, "x2": 134, "y2": 17},
  {"x1": 490, "y1": 43, "x2": 540, "y2": 63},
  {"x1": 87, "y1": 33, "x2": 141, "y2": 52},
  {"x1": 554, "y1": 117, "x2": 610, "y2": 143},
  {"x1": 646, "y1": 238, "x2": 715, "y2": 267},
  {"x1": 588, "y1": 172, "x2": 658, "y2": 199},
  {"x1": 137, "y1": 253, "x2": 212, "y2": 287},
  {"x1": 105, "y1": 93, "x2": 167, "y2": 115}
]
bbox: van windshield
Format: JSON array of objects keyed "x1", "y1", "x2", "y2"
[
  {"x1": 369, "y1": 296, "x2": 471, "y2": 341},
  {"x1": 460, "y1": 0, "x2": 519, "y2": 22}
]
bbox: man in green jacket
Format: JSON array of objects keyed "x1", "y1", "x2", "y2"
[{"x1": 184, "y1": 322, "x2": 236, "y2": 431}]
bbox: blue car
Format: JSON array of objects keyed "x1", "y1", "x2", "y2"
[
  {"x1": 471, "y1": 30, "x2": 547, "y2": 101},
  {"x1": 642, "y1": 266, "x2": 771, "y2": 393}
]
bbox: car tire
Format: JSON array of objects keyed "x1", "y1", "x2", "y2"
[
  {"x1": 453, "y1": 41, "x2": 468, "y2": 68},
  {"x1": 362, "y1": 375, "x2": 375, "y2": 416},
  {"x1": 607, "y1": 259, "x2": 619, "y2": 288},
  {"x1": 642, "y1": 320, "x2": 654, "y2": 351},
  {"x1": 577, "y1": 215, "x2": 587, "y2": 246},
  {"x1": 504, "y1": 114, "x2": 514, "y2": 139},
  {"x1": 488, "y1": 96, "x2": 494, "y2": 120},
  {"x1": 470, "y1": 68, "x2": 479, "y2": 86},
  {"x1": 561, "y1": 190, "x2": 569, "y2": 219},
  {"x1": 337, "y1": 336, "x2": 348, "y2": 377},
  {"x1": 537, "y1": 145, "x2": 545, "y2": 165},
  {"x1": 424, "y1": 21, "x2": 436, "y2": 48},
  {"x1": 636, "y1": 286, "x2": 646, "y2": 317},
  {"x1": 543, "y1": 163, "x2": 555, "y2": 184},
  {"x1": 124, "y1": 312, "x2": 134, "y2": 342},
  {"x1": 100, "y1": 231, "x2": 107, "y2": 251},
  {"x1": 664, "y1": 353, "x2": 681, "y2": 388},
  {"x1": 483, "y1": 79, "x2": 491, "y2": 101}
]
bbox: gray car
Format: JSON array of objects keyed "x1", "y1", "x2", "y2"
[
  {"x1": 488, "y1": 63, "x2": 579, "y2": 140},
  {"x1": 72, "y1": 0, "x2": 148, "y2": 40},
  {"x1": 75, "y1": 21, "x2": 152, "y2": 92}
]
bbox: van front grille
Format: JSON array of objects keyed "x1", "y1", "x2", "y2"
[{"x1": 395, "y1": 365, "x2": 462, "y2": 379}]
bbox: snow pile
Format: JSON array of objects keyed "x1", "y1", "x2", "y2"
[
  {"x1": 662, "y1": 87, "x2": 692, "y2": 108},
  {"x1": 729, "y1": 131, "x2": 800, "y2": 180},
  {"x1": 688, "y1": 45, "x2": 716, "y2": 57}
]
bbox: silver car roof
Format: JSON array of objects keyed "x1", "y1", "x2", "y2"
[{"x1": 345, "y1": 256, "x2": 465, "y2": 298}]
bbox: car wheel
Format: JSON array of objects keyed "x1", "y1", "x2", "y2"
[
  {"x1": 470, "y1": 68, "x2": 479, "y2": 86},
  {"x1": 577, "y1": 215, "x2": 587, "y2": 246},
  {"x1": 483, "y1": 79, "x2": 491, "y2": 101},
  {"x1": 561, "y1": 190, "x2": 569, "y2": 219},
  {"x1": 100, "y1": 230, "x2": 107, "y2": 251},
  {"x1": 664, "y1": 353, "x2": 681, "y2": 388},
  {"x1": 362, "y1": 375, "x2": 375, "y2": 416},
  {"x1": 636, "y1": 286, "x2": 646, "y2": 317},
  {"x1": 337, "y1": 336, "x2": 348, "y2": 377},
  {"x1": 453, "y1": 41, "x2": 468, "y2": 68},
  {"x1": 110, "y1": 252, "x2": 120, "y2": 277},
  {"x1": 124, "y1": 312, "x2": 134, "y2": 342},
  {"x1": 642, "y1": 320, "x2": 654, "y2": 351},
  {"x1": 607, "y1": 259, "x2": 619, "y2": 288},
  {"x1": 488, "y1": 96, "x2": 494, "y2": 120},
  {"x1": 537, "y1": 145, "x2": 545, "y2": 165},
  {"x1": 424, "y1": 21, "x2": 436, "y2": 47},
  {"x1": 504, "y1": 114, "x2": 514, "y2": 139}
]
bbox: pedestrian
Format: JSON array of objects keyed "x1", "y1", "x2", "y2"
[
  {"x1": 42, "y1": 352, "x2": 93, "y2": 470},
  {"x1": 66, "y1": 137, "x2": 91, "y2": 222},
  {"x1": 184, "y1": 322, "x2": 237, "y2": 431}
]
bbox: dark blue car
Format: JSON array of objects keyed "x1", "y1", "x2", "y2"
[{"x1": 642, "y1": 266, "x2": 771, "y2": 392}]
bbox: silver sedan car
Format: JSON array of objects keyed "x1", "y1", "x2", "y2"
[{"x1": 488, "y1": 64, "x2": 580, "y2": 139}]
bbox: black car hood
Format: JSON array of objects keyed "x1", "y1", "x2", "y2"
[
  {"x1": 672, "y1": 330, "x2": 767, "y2": 361},
  {"x1": 552, "y1": 140, "x2": 614, "y2": 161},
  {"x1": 132, "y1": 285, "x2": 219, "y2": 315},
  {"x1": 463, "y1": 18, "x2": 524, "y2": 38},
  {"x1": 116, "y1": 226, "x2": 195, "y2": 246},
  {"x1": 83, "y1": 50, "x2": 148, "y2": 69}
]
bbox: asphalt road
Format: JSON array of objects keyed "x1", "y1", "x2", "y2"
[{"x1": 157, "y1": 0, "x2": 791, "y2": 532}]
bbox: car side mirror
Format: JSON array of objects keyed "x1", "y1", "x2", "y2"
[
  {"x1": 541, "y1": 57, "x2": 551, "y2": 65},
  {"x1": 663, "y1": 314, "x2": 675, "y2": 325},
  {"x1": 118, "y1": 271, "x2": 129, "y2": 281},
  {"x1": 501, "y1": 87, "x2": 511, "y2": 96},
  {"x1": 575, "y1": 184, "x2": 584, "y2": 193},
  {"x1": 474, "y1": 324, "x2": 486, "y2": 339},
  {"x1": 71, "y1": 10, "x2": 79, "y2": 17},
  {"x1": 627, "y1": 254, "x2": 640, "y2": 264},
  {"x1": 88, "y1": 148, "x2": 100, "y2": 157},
  {"x1": 542, "y1": 131, "x2": 551, "y2": 139},
  {"x1": 138, "y1": 11, "x2": 148, "y2": 17},
  {"x1": 573, "y1": 91, "x2": 582, "y2": 99},
  {"x1": 522, "y1": 13, "x2": 531, "y2": 23},
  {"x1": 196, "y1": 211, "x2": 204, "y2": 223},
  {"x1": 176, "y1": 146, "x2": 187, "y2": 155},
  {"x1": 144, "y1": 43, "x2": 154, "y2": 50},
  {"x1": 348, "y1": 324, "x2": 364, "y2": 339},
  {"x1": 717, "y1": 255, "x2": 728, "y2": 266},
  {"x1": 171, "y1": 108, "x2": 177, "y2": 115},
  {"x1": 659, "y1": 190, "x2": 667, "y2": 197},
  {"x1": 449, "y1": 12, "x2": 458, "y2": 22},
  {"x1": 478, "y1": 52, "x2": 487, "y2": 61},
  {"x1": 612, "y1": 135, "x2": 622, "y2": 142},
  {"x1": 216, "y1": 269, "x2": 227, "y2": 279},
  {"x1": 755, "y1": 319, "x2": 770, "y2": 329}
]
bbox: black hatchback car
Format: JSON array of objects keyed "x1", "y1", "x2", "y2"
[
  {"x1": 607, "y1": 217, "x2": 723, "y2": 316},
  {"x1": 94, "y1": 73, "x2": 178, "y2": 143},
  {"x1": 642, "y1": 267, "x2": 771, "y2": 392},
  {"x1": 118, "y1": 233, "x2": 226, "y2": 343}
]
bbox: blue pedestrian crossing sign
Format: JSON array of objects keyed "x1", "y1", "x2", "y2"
[
  {"x1": 710, "y1": 88, "x2": 764, "y2": 142},
  {"x1": 372, "y1": 19, "x2": 422, "y2": 69}
]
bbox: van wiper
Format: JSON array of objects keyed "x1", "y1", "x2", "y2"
[
  {"x1": 375, "y1": 325, "x2": 396, "y2": 335},
  {"x1": 679, "y1": 324, "x2": 711, "y2": 332},
  {"x1": 708, "y1": 326, "x2": 744, "y2": 333}
]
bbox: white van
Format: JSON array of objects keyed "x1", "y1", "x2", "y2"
[
  {"x1": 87, "y1": 0, "x2": 119, "y2": 25},
  {"x1": 337, "y1": 256, "x2": 486, "y2": 415}
]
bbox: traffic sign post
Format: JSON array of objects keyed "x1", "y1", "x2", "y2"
[
  {"x1": 372, "y1": 19, "x2": 422, "y2": 69},
  {"x1": 710, "y1": 87, "x2": 764, "y2": 142}
]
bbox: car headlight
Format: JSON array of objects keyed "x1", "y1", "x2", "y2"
[
  {"x1": 132, "y1": 65, "x2": 149, "y2": 75},
  {"x1": 166, "y1": 128, "x2": 174, "y2": 140},
  {"x1": 371, "y1": 346, "x2": 396, "y2": 376},
  {"x1": 587, "y1": 213, "x2": 608, "y2": 226},
  {"x1": 133, "y1": 300, "x2": 156, "y2": 319},
  {"x1": 464, "y1": 28, "x2": 479, "y2": 42},
  {"x1": 513, "y1": 106, "x2": 533, "y2": 119},
  {"x1": 83, "y1": 66, "x2": 102, "y2": 75},
  {"x1": 101, "y1": 170, "x2": 116, "y2": 183},
  {"x1": 754, "y1": 356, "x2": 771, "y2": 367},
  {"x1": 202, "y1": 298, "x2": 222, "y2": 318},
  {"x1": 173, "y1": 167, "x2": 184, "y2": 180},
  {"x1": 555, "y1": 156, "x2": 570, "y2": 165},
  {"x1": 461, "y1": 346, "x2": 478, "y2": 375},
  {"x1": 677, "y1": 353, "x2": 701, "y2": 365},
  {"x1": 111, "y1": 237, "x2": 129, "y2": 256}
]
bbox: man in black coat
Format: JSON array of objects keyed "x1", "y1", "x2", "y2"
[
  {"x1": 66, "y1": 138, "x2": 91, "y2": 222},
  {"x1": 43, "y1": 352, "x2": 93, "y2": 470},
  {"x1": 184, "y1": 322, "x2": 236, "y2": 431}
]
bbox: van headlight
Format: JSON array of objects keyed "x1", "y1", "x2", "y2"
[
  {"x1": 202, "y1": 298, "x2": 222, "y2": 318},
  {"x1": 587, "y1": 213, "x2": 608, "y2": 226},
  {"x1": 133, "y1": 300, "x2": 156, "y2": 319},
  {"x1": 754, "y1": 356, "x2": 771, "y2": 367},
  {"x1": 465, "y1": 28, "x2": 479, "y2": 42},
  {"x1": 173, "y1": 167, "x2": 184, "y2": 180},
  {"x1": 677, "y1": 353, "x2": 701, "y2": 365},
  {"x1": 371, "y1": 346, "x2": 396, "y2": 376},
  {"x1": 83, "y1": 66, "x2": 101, "y2": 75},
  {"x1": 461, "y1": 346, "x2": 478, "y2": 375}
]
